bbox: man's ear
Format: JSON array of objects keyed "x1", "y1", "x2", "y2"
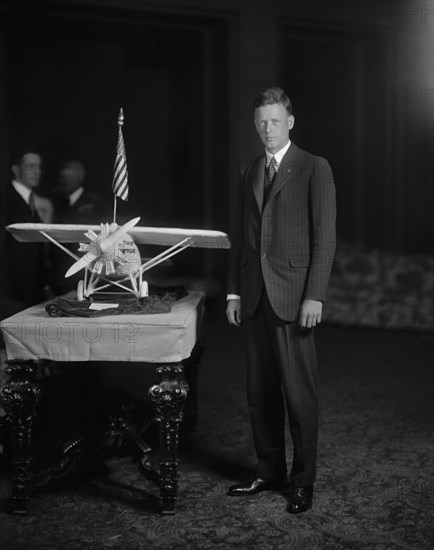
[
  {"x1": 11, "y1": 164, "x2": 19, "y2": 179},
  {"x1": 288, "y1": 115, "x2": 295, "y2": 130}
]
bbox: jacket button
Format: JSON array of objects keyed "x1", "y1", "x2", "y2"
[{"x1": 262, "y1": 253, "x2": 267, "y2": 259}]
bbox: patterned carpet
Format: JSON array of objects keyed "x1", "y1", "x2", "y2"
[
  {"x1": 323, "y1": 241, "x2": 434, "y2": 332},
  {"x1": 1, "y1": 310, "x2": 433, "y2": 550}
]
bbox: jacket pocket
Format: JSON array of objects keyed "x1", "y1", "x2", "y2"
[{"x1": 288, "y1": 255, "x2": 310, "y2": 267}]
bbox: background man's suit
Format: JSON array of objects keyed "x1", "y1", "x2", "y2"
[
  {"x1": 54, "y1": 189, "x2": 109, "y2": 225},
  {"x1": 0, "y1": 184, "x2": 47, "y2": 312},
  {"x1": 227, "y1": 143, "x2": 336, "y2": 487}
]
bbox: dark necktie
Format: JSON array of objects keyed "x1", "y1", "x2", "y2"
[
  {"x1": 266, "y1": 156, "x2": 277, "y2": 184},
  {"x1": 264, "y1": 156, "x2": 277, "y2": 205},
  {"x1": 28, "y1": 192, "x2": 38, "y2": 219}
]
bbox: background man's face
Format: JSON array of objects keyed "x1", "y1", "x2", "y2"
[
  {"x1": 254, "y1": 103, "x2": 294, "y2": 154},
  {"x1": 15, "y1": 153, "x2": 42, "y2": 188},
  {"x1": 58, "y1": 162, "x2": 85, "y2": 195}
]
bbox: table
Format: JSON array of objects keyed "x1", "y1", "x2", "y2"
[{"x1": 0, "y1": 291, "x2": 204, "y2": 514}]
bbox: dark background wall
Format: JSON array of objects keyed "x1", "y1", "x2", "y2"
[{"x1": 0, "y1": 0, "x2": 432, "y2": 281}]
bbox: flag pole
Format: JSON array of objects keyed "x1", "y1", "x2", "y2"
[
  {"x1": 113, "y1": 195, "x2": 117, "y2": 224},
  {"x1": 112, "y1": 108, "x2": 124, "y2": 224},
  {"x1": 112, "y1": 107, "x2": 128, "y2": 223}
]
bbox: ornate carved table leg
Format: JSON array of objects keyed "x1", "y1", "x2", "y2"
[
  {"x1": 148, "y1": 364, "x2": 188, "y2": 514},
  {"x1": 0, "y1": 360, "x2": 42, "y2": 514},
  {"x1": 182, "y1": 342, "x2": 205, "y2": 433}
]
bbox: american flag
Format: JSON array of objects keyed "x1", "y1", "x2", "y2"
[{"x1": 113, "y1": 122, "x2": 129, "y2": 201}]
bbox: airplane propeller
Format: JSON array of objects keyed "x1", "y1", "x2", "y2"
[{"x1": 65, "y1": 217, "x2": 141, "y2": 278}]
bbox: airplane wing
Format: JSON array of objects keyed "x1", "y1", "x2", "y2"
[{"x1": 5, "y1": 223, "x2": 231, "y2": 249}]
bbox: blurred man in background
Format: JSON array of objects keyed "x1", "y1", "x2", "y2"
[
  {"x1": 53, "y1": 159, "x2": 109, "y2": 224},
  {"x1": 0, "y1": 150, "x2": 53, "y2": 315}
]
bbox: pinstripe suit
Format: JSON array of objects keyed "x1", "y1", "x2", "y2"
[{"x1": 227, "y1": 142, "x2": 336, "y2": 486}]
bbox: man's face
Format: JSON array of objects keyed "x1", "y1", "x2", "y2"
[
  {"x1": 58, "y1": 162, "x2": 85, "y2": 195},
  {"x1": 254, "y1": 103, "x2": 294, "y2": 154},
  {"x1": 14, "y1": 153, "x2": 42, "y2": 189}
]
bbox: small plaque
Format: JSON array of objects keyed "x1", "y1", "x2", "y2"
[{"x1": 89, "y1": 303, "x2": 119, "y2": 310}]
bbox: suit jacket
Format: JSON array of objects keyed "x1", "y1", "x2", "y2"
[
  {"x1": 0, "y1": 184, "x2": 48, "y2": 308},
  {"x1": 54, "y1": 189, "x2": 110, "y2": 225},
  {"x1": 227, "y1": 143, "x2": 336, "y2": 322}
]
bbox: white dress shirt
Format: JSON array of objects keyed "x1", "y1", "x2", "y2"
[
  {"x1": 11, "y1": 179, "x2": 32, "y2": 204},
  {"x1": 265, "y1": 139, "x2": 291, "y2": 170},
  {"x1": 69, "y1": 186, "x2": 84, "y2": 206}
]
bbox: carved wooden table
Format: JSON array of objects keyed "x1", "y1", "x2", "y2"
[{"x1": 0, "y1": 291, "x2": 204, "y2": 515}]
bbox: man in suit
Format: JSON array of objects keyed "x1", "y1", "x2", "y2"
[
  {"x1": 53, "y1": 159, "x2": 109, "y2": 225},
  {"x1": 0, "y1": 150, "x2": 53, "y2": 316},
  {"x1": 226, "y1": 87, "x2": 336, "y2": 514}
]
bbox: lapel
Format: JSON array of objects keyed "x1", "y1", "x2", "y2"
[
  {"x1": 251, "y1": 154, "x2": 266, "y2": 213},
  {"x1": 265, "y1": 143, "x2": 299, "y2": 206},
  {"x1": 7, "y1": 183, "x2": 38, "y2": 222}
]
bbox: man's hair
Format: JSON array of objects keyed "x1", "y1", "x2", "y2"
[{"x1": 253, "y1": 87, "x2": 293, "y2": 116}]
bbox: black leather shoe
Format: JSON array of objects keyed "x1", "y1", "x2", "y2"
[
  {"x1": 227, "y1": 477, "x2": 288, "y2": 496},
  {"x1": 286, "y1": 485, "x2": 313, "y2": 514}
]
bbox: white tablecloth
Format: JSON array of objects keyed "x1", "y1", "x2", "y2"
[{"x1": 0, "y1": 292, "x2": 204, "y2": 364}]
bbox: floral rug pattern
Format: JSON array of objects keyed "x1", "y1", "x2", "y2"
[
  {"x1": 324, "y1": 240, "x2": 434, "y2": 332},
  {"x1": 1, "y1": 318, "x2": 433, "y2": 549}
]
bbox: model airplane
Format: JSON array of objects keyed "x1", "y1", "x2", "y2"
[{"x1": 6, "y1": 219, "x2": 230, "y2": 301}]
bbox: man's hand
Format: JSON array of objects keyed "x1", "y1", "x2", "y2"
[
  {"x1": 299, "y1": 299, "x2": 323, "y2": 328},
  {"x1": 226, "y1": 299, "x2": 242, "y2": 327}
]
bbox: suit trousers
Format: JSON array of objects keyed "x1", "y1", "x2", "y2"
[{"x1": 245, "y1": 288, "x2": 318, "y2": 487}]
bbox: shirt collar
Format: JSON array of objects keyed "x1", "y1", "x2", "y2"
[
  {"x1": 265, "y1": 139, "x2": 291, "y2": 166},
  {"x1": 11, "y1": 179, "x2": 32, "y2": 204},
  {"x1": 69, "y1": 186, "x2": 84, "y2": 206}
]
